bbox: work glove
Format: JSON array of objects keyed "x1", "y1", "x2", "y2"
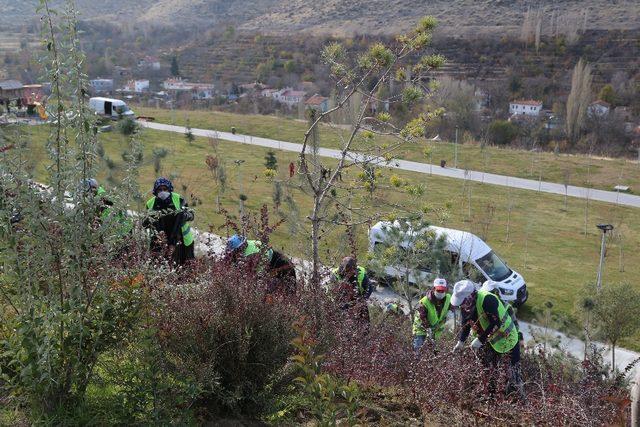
[
  {"x1": 470, "y1": 337, "x2": 483, "y2": 350},
  {"x1": 453, "y1": 341, "x2": 465, "y2": 352}
]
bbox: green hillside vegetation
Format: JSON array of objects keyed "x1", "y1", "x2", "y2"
[
  {"x1": 135, "y1": 106, "x2": 640, "y2": 193},
  {"x1": 14, "y1": 123, "x2": 640, "y2": 350}
]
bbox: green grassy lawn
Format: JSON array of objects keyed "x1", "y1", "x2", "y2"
[
  {"x1": 8, "y1": 123, "x2": 640, "y2": 350},
  {"x1": 134, "y1": 105, "x2": 640, "y2": 193}
]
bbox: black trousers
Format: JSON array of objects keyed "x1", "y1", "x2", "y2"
[{"x1": 479, "y1": 342, "x2": 522, "y2": 396}]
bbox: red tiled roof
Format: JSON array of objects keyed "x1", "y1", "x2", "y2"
[
  {"x1": 283, "y1": 90, "x2": 306, "y2": 97},
  {"x1": 510, "y1": 100, "x2": 542, "y2": 106},
  {"x1": 305, "y1": 94, "x2": 328, "y2": 105}
]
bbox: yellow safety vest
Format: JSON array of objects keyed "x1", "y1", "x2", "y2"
[
  {"x1": 413, "y1": 294, "x2": 451, "y2": 338},
  {"x1": 146, "y1": 192, "x2": 194, "y2": 247},
  {"x1": 476, "y1": 290, "x2": 518, "y2": 353}
]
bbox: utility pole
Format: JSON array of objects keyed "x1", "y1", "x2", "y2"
[
  {"x1": 454, "y1": 126, "x2": 459, "y2": 169},
  {"x1": 595, "y1": 224, "x2": 613, "y2": 291}
]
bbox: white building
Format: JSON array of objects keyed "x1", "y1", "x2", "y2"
[
  {"x1": 191, "y1": 84, "x2": 215, "y2": 100},
  {"x1": 509, "y1": 100, "x2": 543, "y2": 117},
  {"x1": 588, "y1": 100, "x2": 611, "y2": 117},
  {"x1": 137, "y1": 56, "x2": 161, "y2": 71},
  {"x1": 162, "y1": 78, "x2": 215, "y2": 99},
  {"x1": 89, "y1": 78, "x2": 113, "y2": 93},
  {"x1": 261, "y1": 88, "x2": 279, "y2": 98},
  {"x1": 163, "y1": 78, "x2": 191, "y2": 91},
  {"x1": 272, "y1": 87, "x2": 306, "y2": 107},
  {"x1": 122, "y1": 79, "x2": 149, "y2": 93}
]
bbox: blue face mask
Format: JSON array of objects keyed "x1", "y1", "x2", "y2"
[{"x1": 157, "y1": 191, "x2": 170, "y2": 200}]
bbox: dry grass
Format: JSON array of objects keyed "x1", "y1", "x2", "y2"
[{"x1": 0, "y1": 0, "x2": 638, "y2": 35}]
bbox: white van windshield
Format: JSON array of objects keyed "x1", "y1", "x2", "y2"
[{"x1": 475, "y1": 251, "x2": 512, "y2": 281}]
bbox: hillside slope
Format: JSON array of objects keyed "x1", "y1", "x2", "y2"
[{"x1": 2, "y1": 0, "x2": 638, "y2": 36}]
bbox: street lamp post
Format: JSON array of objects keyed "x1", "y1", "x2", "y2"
[{"x1": 596, "y1": 223, "x2": 614, "y2": 291}]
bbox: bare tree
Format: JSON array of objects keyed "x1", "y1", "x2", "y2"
[
  {"x1": 566, "y1": 59, "x2": 593, "y2": 144},
  {"x1": 505, "y1": 178, "x2": 514, "y2": 243},
  {"x1": 562, "y1": 166, "x2": 571, "y2": 210},
  {"x1": 296, "y1": 17, "x2": 445, "y2": 285},
  {"x1": 520, "y1": 6, "x2": 535, "y2": 46}
]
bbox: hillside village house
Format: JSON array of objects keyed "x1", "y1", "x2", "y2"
[
  {"x1": 0, "y1": 80, "x2": 23, "y2": 106},
  {"x1": 509, "y1": 100, "x2": 542, "y2": 116},
  {"x1": 89, "y1": 78, "x2": 114, "y2": 93},
  {"x1": 137, "y1": 56, "x2": 161, "y2": 70},
  {"x1": 272, "y1": 88, "x2": 306, "y2": 107},
  {"x1": 304, "y1": 94, "x2": 329, "y2": 112},
  {"x1": 122, "y1": 79, "x2": 150, "y2": 93},
  {"x1": 162, "y1": 78, "x2": 215, "y2": 100},
  {"x1": 588, "y1": 100, "x2": 611, "y2": 117},
  {"x1": 260, "y1": 88, "x2": 279, "y2": 98},
  {"x1": 239, "y1": 82, "x2": 270, "y2": 94}
]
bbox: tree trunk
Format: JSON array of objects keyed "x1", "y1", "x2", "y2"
[
  {"x1": 612, "y1": 343, "x2": 616, "y2": 373},
  {"x1": 311, "y1": 201, "x2": 321, "y2": 287}
]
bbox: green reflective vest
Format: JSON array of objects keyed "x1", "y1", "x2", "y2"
[
  {"x1": 413, "y1": 293, "x2": 451, "y2": 338},
  {"x1": 476, "y1": 290, "x2": 518, "y2": 353},
  {"x1": 96, "y1": 187, "x2": 109, "y2": 220},
  {"x1": 96, "y1": 187, "x2": 133, "y2": 234},
  {"x1": 146, "y1": 192, "x2": 194, "y2": 247},
  {"x1": 244, "y1": 240, "x2": 273, "y2": 262},
  {"x1": 332, "y1": 266, "x2": 366, "y2": 295}
]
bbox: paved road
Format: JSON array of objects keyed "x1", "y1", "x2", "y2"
[
  {"x1": 195, "y1": 229, "x2": 639, "y2": 376},
  {"x1": 140, "y1": 120, "x2": 640, "y2": 208}
]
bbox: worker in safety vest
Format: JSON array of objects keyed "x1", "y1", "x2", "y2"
[
  {"x1": 412, "y1": 277, "x2": 452, "y2": 350},
  {"x1": 480, "y1": 280, "x2": 524, "y2": 345},
  {"x1": 451, "y1": 280, "x2": 525, "y2": 400},
  {"x1": 225, "y1": 234, "x2": 296, "y2": 293},
  {"x1": 332, "y1": 256, "x2": 373, "y2": 322},
  {"x1": 144, "y1": 177, "x2": 195, "y2": 265},
  {"x1": 385, "y1": 302, "x2": 401, "y2": 315},
  {"x1": 84, "y1": 178, "x2": 113, "y2": 221},
  {"x1": 83, "y1": 178, "x2": 133, "y2": 235}
]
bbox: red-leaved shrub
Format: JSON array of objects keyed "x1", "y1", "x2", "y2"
[
  {"x1": 149, "y1": 257, "x2": 301, "y2": 415},
  {"x1": 314, "y1": 307, "x2": 631, "y2": 425}
]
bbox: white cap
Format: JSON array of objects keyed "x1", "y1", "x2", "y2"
[
  {"x1": 481, "y1": 280, "x2": 498, "y2": 293},
  {"x1": 451, "y1": 280, "x2": 476, "y2": 306},
  {"x1": 433, "y1": 277, "x2": 447, "y2": 290}
]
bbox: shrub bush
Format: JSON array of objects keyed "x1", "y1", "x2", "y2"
[
  {"x1": 148, "y1": 257, "x2": 301, "y2": 416},
  {"x1": 487, "y1": 120, "x2": 519, "y2": 146},
  {"x1": 313, "y1": 308, "x2": 631, "y2": 425}
]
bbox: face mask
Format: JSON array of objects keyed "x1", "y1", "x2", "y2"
[
  {"x1": 434, "y1": 291, "x2": 446, "y2": 300},
  {"x1": 157, "y1": 191, "x2": 170, "y2": 200}
]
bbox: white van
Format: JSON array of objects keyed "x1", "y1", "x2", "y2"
[
  {"x1": 89, "y1": 97, "x2": 135, "y2": 119},
  {"x1": 369, "y1": 221, "x2": 528, "y2": 307}
]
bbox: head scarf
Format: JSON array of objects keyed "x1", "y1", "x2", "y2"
[{"x1": 152, "y1": 177, "x2": 173, "y2": 195}]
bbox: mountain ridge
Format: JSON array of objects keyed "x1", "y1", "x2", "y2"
[{"x1": 1, "y1": 0, "x2": 638, "y2": 36}]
